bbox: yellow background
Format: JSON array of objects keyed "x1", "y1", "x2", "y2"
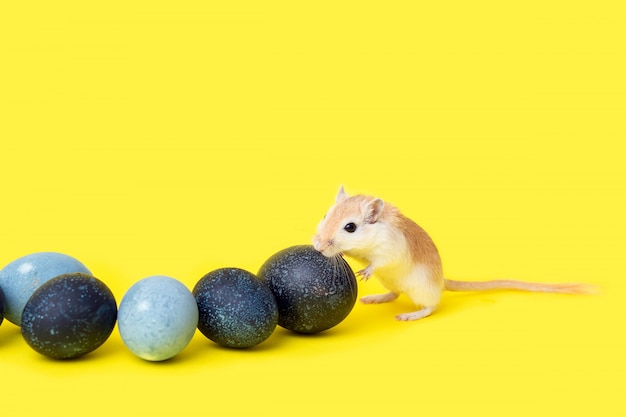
[{"x1": 1, "y1": 1, "x2": 624, "y2": 416}]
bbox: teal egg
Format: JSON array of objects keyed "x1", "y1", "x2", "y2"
[
  {"x1": 118, "y1": 276, "x2": 199, "y2": 361},
  {"x1": 0, "y1": 252, "x2": 91, "y2": 325}
]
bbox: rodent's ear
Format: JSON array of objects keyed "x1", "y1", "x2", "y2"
[
  {"x1": 336, "y1": 185, "x2": 348, "y2": 203},
  {"x1": 365, "y1": 198, "x2": 384, "y2": 224}
]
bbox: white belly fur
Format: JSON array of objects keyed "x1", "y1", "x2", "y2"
[{"x1": 375, "y1": 262, "x2": 443, "y2": 308}]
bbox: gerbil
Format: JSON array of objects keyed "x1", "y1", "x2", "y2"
[{"x1": 313, "y1": 186, "x2": 591, "y2": 321}]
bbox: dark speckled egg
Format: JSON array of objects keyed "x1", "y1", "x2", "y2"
[
  {"x1": 193, "y1": 268, "x2": 278, "y2": 349},
  {"x1": 258, "y1": 245, "x2": 358, "y2": 334},
  {"x1": 21, "y1": 273, "x2": 117, "y2": 359},
  {"x1": 0, "y1": 286, "x2": 5, "y2": 326}
]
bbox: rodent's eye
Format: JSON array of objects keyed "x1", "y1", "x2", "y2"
[{"x1": 344, "y1": 222, "x2": 357, "y2": 233}]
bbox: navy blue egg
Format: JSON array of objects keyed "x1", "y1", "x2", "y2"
[
  {"x1": 193, "y1": 268, "x2": 278, "y2": 349},
  {"x1": 258, "y1": 245, "x2": 358, "y2": 334},
  {"x1": 0, "y1": 286, "x2": 5, "y2": 326},
  {"x1": 21, "y1": 273, "x2": 117, "y2": 359}
]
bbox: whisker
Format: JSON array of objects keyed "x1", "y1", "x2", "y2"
[{"x1": 335, "y1": 254, "x2": 358, "y2": 298}]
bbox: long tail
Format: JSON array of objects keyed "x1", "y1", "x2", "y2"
[{"x1": 444, "y1": 279, "x2": 594, "y2": 294}]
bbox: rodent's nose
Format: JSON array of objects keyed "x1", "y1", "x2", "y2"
[
  {"x1": 313, "y1": 236, "x2": 329, "y2": 253},
  {"x1": 313, "y1": 237, "x2": 334, "y2": 256},
  {"x1": 313, "y1": 237, "x2": 323, "y2": 252}
]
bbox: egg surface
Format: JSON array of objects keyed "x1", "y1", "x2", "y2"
[
  {"x1": 193, "y1": 268, "x2": 278, "y2": 348},
  {"x1": 118, "y1": 276, "x2": 198, "y2": 361},
  {"x1": 0, "y1": 252, "x2": 91, "y2": 325},
  {"x1": 258, "y1": 245, "x2": 357, "y2": 334},
  {"x1": 0, "y1": 286, "x2": 5, "y2": 326},
  {"x1": 21, "y1": 273, "x2": 117, "y2": 359}
]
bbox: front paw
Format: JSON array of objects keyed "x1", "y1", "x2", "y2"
[{"x1": 356, "y1": 265, "x2": 374, "y2": 281}]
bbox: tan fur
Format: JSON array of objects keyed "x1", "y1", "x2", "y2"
[
  {"x1": 444, "y1": 279, "x2": 593, "y2": 294},
  {"x1": 389, "y1": 209, "x2": 442, "y2": 269},
  {"x1": 314, "y1": 186, "x2": 594, "y2": 321}
]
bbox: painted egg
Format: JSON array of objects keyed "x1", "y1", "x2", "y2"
[
  {"x1": 258, "y1": 245, "x2": 358, "y2": 334},
  {"x1": 21, "y1": 273, "x2": 117, "y2": 359},
  {"x1": 193, "y1": 268, "x2": 278, "y2": 349},
  {"x1": 118, "y1": 276, "x2": 198, "y2": 361},
  {"x1": 0, "y1": 252, "x2": 91, "y2": 325},
  {"x1": 0, "y1": 286, "x2": 5, "y2": 327}
]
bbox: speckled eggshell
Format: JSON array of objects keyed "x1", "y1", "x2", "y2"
[
  {"x1": 0, "y1": 286, "x2": 5, "y2": 326},
  {"x1": 21, "y1": 273, "x2": 117, "y2": 359},
  {"x1": 118, "y1": 276, "x2": 199, "y2": 361},
  {"x1": 258, "y1": 245, "x2": 358, "y2": 334},
  {"x1": 0, "y1": 252, "x2": 92, "y2": 325},
  {"x1": 193, "y1": 268, "x2": 278, "y2": 349}
]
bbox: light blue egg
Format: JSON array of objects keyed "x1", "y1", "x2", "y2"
[
  {"x1": 0, "y1": 252, "x2": 92, "y2": 325},
  {"x1": 118, "y1": 276, "x2": 198, "y2": 361}
]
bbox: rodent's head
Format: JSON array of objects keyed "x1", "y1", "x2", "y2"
[{"x1": 313, "y1": 186, "x2": 385, "y2": 258}]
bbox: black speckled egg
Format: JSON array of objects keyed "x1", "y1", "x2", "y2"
[
  {"x1": 21, "y1": 273, "x2": 117, "y2": 359},
  {"x1": 193, "y1": 268, "x2": 278, "y2": 349},
  {"x1": 0, "y1": 285, "x2": 5, "y2": 326},
  {"x1": 258, "y1": 245, "x2": 358, "y2": 334}
]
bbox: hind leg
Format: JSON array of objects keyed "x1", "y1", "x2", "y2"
[
  {"x1": 396, "y1": 306, "x2": 436, "y2": 321},
  {"x1": 360, "y1": 292, "x2": 399, "y2": 304},
  {"x1": 398, "y1": 269, "x2": 443, "y2": 321}
]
